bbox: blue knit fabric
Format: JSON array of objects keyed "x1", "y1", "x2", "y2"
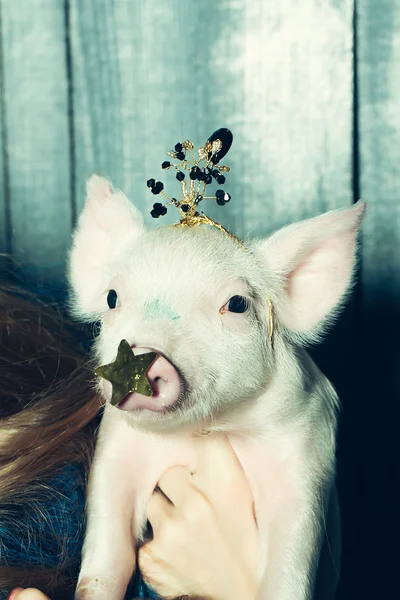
[{"x1": 0, "y1": 462, "x2": 160, "y2": 600}]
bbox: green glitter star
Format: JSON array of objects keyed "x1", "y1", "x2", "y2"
[{"x1": 95, "y1": 339, "x2": 158, "y2": 406}]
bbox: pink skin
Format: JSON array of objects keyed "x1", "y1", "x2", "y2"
[{"x1": 102, "y1": 347, "x2": 182, "y2": 413}]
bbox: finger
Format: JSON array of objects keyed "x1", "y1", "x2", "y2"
[
  {"x1": 11, "y1": 590, "x2": 50, "y2": 600},
  {"x1": 147, "y1": 488, "x2": 174, "y2": 533},
  {"x1": 194, "y1": 434, "x2": 246, "y2": 483},
  {"x1": 138, "y1": 544, "x2": 164, "y2": 589},
  {"x1": 193, "y1": 436, "x2": 255, "y2": 509},
  {"x1": 138, "y1": 545, "x2": 177, "y2": 600},
  {"x1": 157, "y1": 465, "x2": 193, "y2": 506},
  {"x1": 7, "y1": 589, "x2": 24, "y2": 600}
]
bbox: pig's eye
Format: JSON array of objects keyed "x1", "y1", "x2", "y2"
[
  {"x1": 107, "y1": 289, "x2": 119, "y2": 309},
  {"x1": 226, "y1": 295, "x2": 249, "y2": 313}
]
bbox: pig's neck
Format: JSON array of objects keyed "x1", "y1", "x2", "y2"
[{"x1": 203, "y1": 340, "x2": 338, "y2": 437}]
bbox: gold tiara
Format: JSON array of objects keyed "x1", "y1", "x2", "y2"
[{"x1": 146, "y1": 128, "x2": 244, "y2": 247}]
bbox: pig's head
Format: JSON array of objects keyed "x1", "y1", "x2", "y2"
[{"x1": 68, "y1": 175, "x2": 365, "y2": 433}]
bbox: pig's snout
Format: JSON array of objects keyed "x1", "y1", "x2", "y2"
[{"x1": 118, "y1": 347, "x2": 182, "y2": 413}]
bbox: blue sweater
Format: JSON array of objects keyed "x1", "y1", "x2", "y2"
[{"x1": 0, "y1": 461, "x2": 160, "y2": 600}]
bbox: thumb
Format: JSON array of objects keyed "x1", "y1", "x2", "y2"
[
  {"x1": 193, "y1": 434, "x2": 248, "y2": 490},
  {"x1": 8, "y1": 590, "x2": 50, "y2": 600},
  {"x1": 8, "y1": 589, "x2": 24, "y2": 600}
]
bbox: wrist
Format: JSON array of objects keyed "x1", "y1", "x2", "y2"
[{"x1": 217, "y1": 572, "x2": 258, "y2": 600}]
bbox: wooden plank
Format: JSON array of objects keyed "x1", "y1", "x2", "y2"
[
  {"x1": 357, "y1": 0, "x2": 400, "y2": 595},
  {"x1": 0, "y1": 0, "x2": 72, "y2": 289},
  {"x1": 70, "y1": 0, "x2": 207, "y2": 216},
  {"x1": 0, "y1": 6, "x2": 9, "y2": 264}
]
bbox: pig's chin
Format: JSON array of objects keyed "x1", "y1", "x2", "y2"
[
  {"x1": 117, "y1": 390, "x2": 176, "y2": 413},
  {"x1": 117, "y1": 367, "x2": 183, "y2": 413}
]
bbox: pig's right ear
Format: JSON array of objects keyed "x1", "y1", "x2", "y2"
[{"x1": 68, "y1": 175, "x2": 145, "y2": 320}]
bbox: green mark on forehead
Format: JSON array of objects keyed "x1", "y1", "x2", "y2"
[{"x1": 143, "y1": 297, "x2": 180, "y2": 322}]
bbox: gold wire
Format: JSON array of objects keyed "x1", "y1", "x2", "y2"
[
  {"x1": 175, "y1": 212, "x2": 246, "y2": 250},
  {"x1": 267, "y1": 297, "x2": 274, "y2": 345}
]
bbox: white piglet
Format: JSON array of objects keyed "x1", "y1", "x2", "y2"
[{"x1": 68, "y1": 175, "x2": 365, "y2": 600}]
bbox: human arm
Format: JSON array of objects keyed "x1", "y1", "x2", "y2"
[{"x1": 138, "y1": 435, "x2": 259, "y2": 600}]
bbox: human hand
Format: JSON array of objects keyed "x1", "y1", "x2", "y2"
[
  {"x1": 138, "y1": 435, "x2": 259, "y2": 600},
  {"x1": 7, "y1": 590, "x2": 49, "y2": 600}
]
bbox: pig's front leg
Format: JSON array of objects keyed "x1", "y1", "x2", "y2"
[
  {"x1": 75, "y1": 407, "x2": 196, "y2": 600},
  {"x1": 75, "y1": 408, "x2": 140, "y2": 600},
  {"x1": 256, "y1": 485, "x2": 329, "y2": 600}
]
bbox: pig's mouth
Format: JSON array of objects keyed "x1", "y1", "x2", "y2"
[
  {"x1": 117, "y1": 374, "x2": 187, "y2": 413},
  {"x1": 109, "y1": 344, "x2": 188, "y2": 414}
]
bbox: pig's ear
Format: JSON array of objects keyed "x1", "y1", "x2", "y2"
[
  {"x1": 68, "y1": 175, "x2": 145, "y2": 320},
  {"x1": 257, "y1": 201, "x2": 366, "y2": 344}
]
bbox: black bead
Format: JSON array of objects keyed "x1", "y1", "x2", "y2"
[
  {"x1": 205, "y1": 174, "x2": 212, "y2": 184},
  {"x1": 176, "y1": 171, "x2": 185, "y2": 181},
  {"x1": 175, "y1": 142, "x2": 183, "y2": 152},
  {"x1": 216, "y1": 174, "x2": 226, "y2": 185},
  {"x1": 211, "y1": 169, "x2": 220, "y2": 179},
  {"x1": 162, "y1": 161, "x2": 171, "y2": 169},
  {"x1": 215, "y1": 189, "x2": 230, "y2": 206},
  {"x1": 181, "y1": 204, "x2": 190, "y2": 213},
  {"x1": 207, "y1": 128, "x2": 233, "y2": 164},
  {"x1": 197, "y1": 169, "x2": 207, "y2": 182},
  {"x1": 176, "y1": 151, "x2": 185, "y2": 161},
  {"x1": 190, "y1": 167, "x2": 199, "y2": 180},
  {"x1": 151, "y1": 202, "x2": 166, "y2": 217},
  {"x1": 152, "y1": 181, "x2": 164, "y2": 195},
  {"x1": 147, "y1": 178, "x2": 156, "y2": 188}
]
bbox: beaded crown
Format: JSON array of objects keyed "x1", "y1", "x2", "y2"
[{"x1": 146, "y1": 128, "x2": 243, "y2": 245}]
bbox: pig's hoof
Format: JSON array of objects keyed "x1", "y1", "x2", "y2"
[{"x1": 75, "y1": 575, "x2": 114, "y2": 599}]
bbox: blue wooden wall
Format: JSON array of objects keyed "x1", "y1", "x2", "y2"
[{"x1": 0, "y1": 1, "x2": 398, "y2": 598}]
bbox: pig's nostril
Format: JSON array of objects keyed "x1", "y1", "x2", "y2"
[
  {"x1": 153, "y1": 375, "x2": 169, "y2": 383},
  {"x1": 151, "y1": 375, "x2": 169, "y2": 396}
]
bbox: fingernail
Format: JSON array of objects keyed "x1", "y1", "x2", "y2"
[{"x1": 8, "y1": 588, "x2": 24, "y2": 600}]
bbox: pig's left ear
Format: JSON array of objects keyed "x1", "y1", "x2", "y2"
[
  {"x1": 257, "y1": 201, "x2": 366, "y2": 343},
  {"x1": 68, "y1": 175, "x2": 145, "y2": 320}
]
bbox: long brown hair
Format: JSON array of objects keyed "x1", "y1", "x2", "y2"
[{"x1": 0, "y1": 285, "x2": 102, "y2": 599}]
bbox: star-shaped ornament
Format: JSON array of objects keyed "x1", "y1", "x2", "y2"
[{"x1": 95, "y1": 339, "x2": 158, "y2": 406}]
